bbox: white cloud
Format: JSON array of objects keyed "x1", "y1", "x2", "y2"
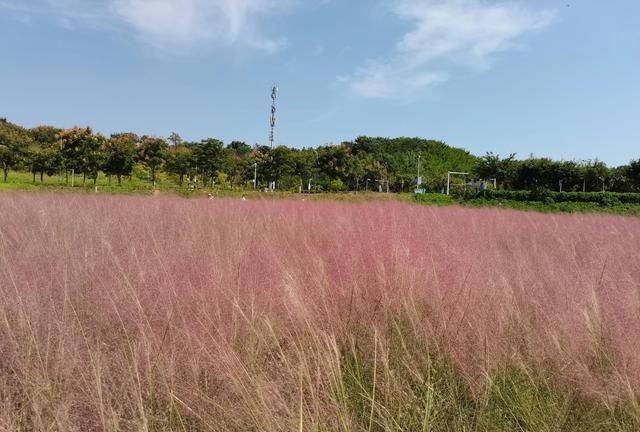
[
  {"x1": 347, "y1": 61, "x2": 447, "y2": 99},
  {"x1": 343, "y1": 0, "x2": 556, "y2": 99},
  {"x1": 1, "y1": 0, "x2": 293, "y2": 54}
]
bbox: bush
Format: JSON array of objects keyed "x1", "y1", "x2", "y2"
[
  {"x1": 474, "y1": 190, "x2": 640, "y2": 206},
  {"x1": 132, "y1": 163, "x2": 149, "y2": 181},
  {"x1": 329, "y1": 178, "x2": 345, "y2": 192},
  {"x1": 415, "y1": 193, "x2": 454, "y2": 205}
]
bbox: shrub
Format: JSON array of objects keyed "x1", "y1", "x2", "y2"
[
  {"x1": 414, "y1": 193, "x2": 454, "y2": 205},
  {"x1": 327, "y1": 178, "x2": 345, "y2": 192},
  {"x1": 474, "y1": 189, "x2": 640, "y2": 206}
]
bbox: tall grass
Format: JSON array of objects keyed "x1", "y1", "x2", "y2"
[{"x1": 1, "y1": 193, "x2": 639, "y2": 431}]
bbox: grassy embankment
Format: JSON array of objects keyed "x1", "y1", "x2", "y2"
[{"x1": 3, "y1": 170, "x2": 640, "y2": 215}]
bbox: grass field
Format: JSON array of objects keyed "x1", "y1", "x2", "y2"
[
  {"x1": 0, "y1": 171, "x2": 415, "y2": 204},
  {"x1": 1, "y1": 193, "x2": 640, "y2": 431},
  {"x1": 4, "y1": 171, "x2": 640, "y2": 217},
  {"x1": 0, "y1": 171, "x2": 170, "y2": 194}
]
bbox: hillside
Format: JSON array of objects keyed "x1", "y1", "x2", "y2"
[{"x1": 348, "y1": 136, "x2": 478, "y2": 191}]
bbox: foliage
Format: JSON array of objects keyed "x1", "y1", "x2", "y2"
[
  {"x1": 475, "y1": 189, "x2": 640, "y2": 205},
  {"x1": 167, "y1": 131, "x2": 183, "y2": 147},
  {"x1": 626, "y1": 160, "x2": 640, "y2": 191},
  {"x1": 139, "y1": 136, "x2": 168, "y2": 183},
  {"x1": 26, "y1": 126, "x2": 64, "y2": 184},
  {"x1": 104, "y1": 133, "x2": 138, "y2": 183},
  {"x1": 192, "y1": 138, "x2": 224, "y2": 187},
  {"x1": 414, "y1": 192, "x2": 455, "y2": 205},
  {"x1": 473, "y1": 152, "x2": 517, "y2": 189},
  {"x1": 28, "y1": 143, "x2": 63, "y2": 184},
  {"x1": 30, "y1": 125, "x2": 61, "y2": 146},
  {"x1": 350, "y1": 136, "x2": 478, "y2": 192},
  {"x1": 473, "y1": 155, "x2": 624, "y2": 193},
  {"x1": 0, "y1": 120, "x2": 31, "y2": 182},
  {"x1": 451, "y1": 189, "x2": 640, "y2": 216},
  {"x1": 2, "y1": 118, "x2": 640, "y2": 196},
  {"x1": 57, "y1": 126, "x2": 107, "y2": 184},
  {"x1": 329, "y1": 178, "x2": 345, "y2": 192},
  {"x1": 165, "y1": 144, "x2": 195, "y2": 186}
]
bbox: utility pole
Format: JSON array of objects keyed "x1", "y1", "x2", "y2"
[{"x1": 253, "y1": 163, "x2": 257, "y2": 190}]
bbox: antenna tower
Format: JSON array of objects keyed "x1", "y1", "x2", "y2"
[{"x1": 269, "y1": 85, "x2": 278, "y2": 148}]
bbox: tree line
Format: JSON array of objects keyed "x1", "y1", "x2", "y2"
[
  {"x1": 0, "y1": 119, "x2": 477, "y2": 192},
  {"x1": 474, "y1": 153, "x2": 640, "y2": 193},
  {"x1": 1, "y1": 118, "x2": 639, "y2": 193}
]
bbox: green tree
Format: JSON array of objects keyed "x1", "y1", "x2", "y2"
[
  {"x1": 316, "y1": 144, "x2": 352, "y2": 188},
  {"x1": 473, "y1": 153, "x2": 517, "y2": 189},
  {"x1": 28, "y1": 142, "x2": 63, "y2": 184},
  {"x1": 556, "y1": 161, "x2": 581, "y2": 191},
  {"x1": 227, "y1": 141, "x2": 252, "y2": 156},
  {"x1": 220, "y1": 141, "x2": 255, "y2": 188},
  {"x1": 59, "y1": 127, "x2": 84, "y2": 184},
  {"x1": 139, "y1": 136, "x2": 169, "y2": 184},
  {"x1": 165, "y1": 144, "x2": 195, "y2": 187},
  {"x1": 290, "y1": 149, "x2": 316, "y2": 190},
  {"x1": 269, "y1": 146, "x2": 298, "y2": 189},
  {"x1": 513, "y1": 158, "x2": 553, "y2": 191},
  {"x1": 329, "y1": 178, "x2": 345, "y2": 192},
  {"x1": 86, "y1": 135, "x2": 107, "y2": 185},
  {"x1": 346, "y1": 154, "x2": 367, "y2": 191},
  {"x1": 350, "y1": 137, "x2": 477, "y2": 192},
  {"x1": 167, "y1": 132, "x2": 183, "y2": 147},
  {"x1": 608, "y1": 165, "x2": 633, "y2": 192},
  {"x1": 104, "y1": 133, "x2": 138, "y2": 184},
  {"x1": 30, "y1": 125, "x2": 61, "y2": 146},
  {"x1": 58, "y1": 127, "x2": 104, "y2": 185},
  {"x1": 0, "y1": 120, "x2": 31, "y2": 182},
  {"x1": 627, "y1": 160, "x2": 640, "y2": 191},
  {"x1": 193, "y1": 138, "x2": 224, "y2": 188}
]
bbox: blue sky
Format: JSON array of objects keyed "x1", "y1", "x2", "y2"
[{"x1": 1, "y1": 0, "x2": 638, "y2": 165}]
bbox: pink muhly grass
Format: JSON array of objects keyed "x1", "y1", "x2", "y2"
[{"x1": 0, "y1": 192, "x2": 639, "y2": 430}]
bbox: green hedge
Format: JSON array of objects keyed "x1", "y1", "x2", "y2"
[
  {"x1": 473, "y1": 190, "x2": 640, "y2": 206},
  {"x1": 414, "y1": 193, "x2": 455, "y2": 205}
]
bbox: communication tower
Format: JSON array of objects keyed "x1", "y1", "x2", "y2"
[{"x1": 269, "y1": 85, "x2": 278, "y2": 149}]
